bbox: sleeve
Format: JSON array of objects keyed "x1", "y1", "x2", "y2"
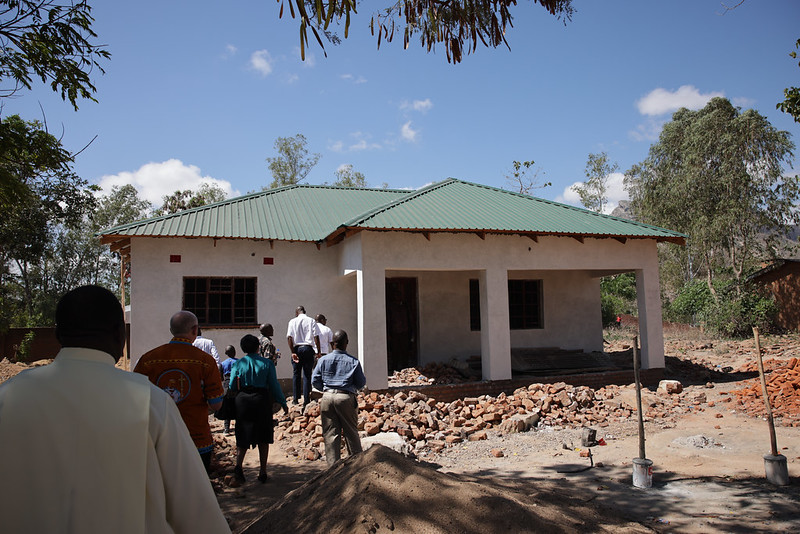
[
  {"x1": 228, "y1": 361, "x2": 240, "y2": 391},
  {"x1": 353, "y1": 361, "x2": 367, "y2": 390},
  {"x1": 311, "y1": 359, "x2": 324, "y2": 392},
  {"x1": 267, "y1": 362, "x2": 287, "y2": 409},
  {"x1": 201, "y1": 353, "x2": 225, "y2": 403},
  {"x1": 209, "y1": 342, "x2": 220, "y2": 364},
  {"x1": 151, "y1": 392, "x2": 231, "y2": 533}
]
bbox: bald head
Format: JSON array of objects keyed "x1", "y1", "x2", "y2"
[
  {"x1": 331, "y1": 329, "x2": 348, "y2": 351},
  {"x1": 56, "y1": 285, "x2": 126, "y2": 361},
  {"x1": 169, "y1": 310, "x2": 198, "y2": 339}
]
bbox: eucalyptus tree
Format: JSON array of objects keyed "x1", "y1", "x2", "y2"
[
  {"x1": 0, "y1": 0, "x2": 109, "y2": 108},
  {"x1": 278, "y1": 0, "x2": 575, "y2": 63},
  {"x1": 265, "y1": 134, "x2": 321, "y2": 189},
  {"x1": 572, "y1": 152, "x2": 617, "y2": 213},
  {"x1": 625, "y1": 97, "x2": 797, "y2": 295},
  {"x1": 333, "y1": 164, "x2": 367, "y2": 187}
]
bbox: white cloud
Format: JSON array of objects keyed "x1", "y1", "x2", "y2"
[
  {"x1": 555, "y1": 172, "x2": 628, "y2": 215},
  {"x1": 340, "y1": 73, "x2": 367, "y2": 84},
  {"x1": 400, "y1": 121, "x2": 418, "y2": 142},
  {"x1": 223, "y1": 44, "x2": 237, "y2": 58},
  {"x1": 328, "y1": 140, "x2": 344, "y2": 152},
  {"x1": 636, "y1": 85, "x2": 724, "y2": 116},
  {"x1": 400, "y1": 98, "x2": 433, "y2": 112},
  {"x1": 97, "y1": 159, "x2": 238, "y2": 205},
  {"x1": 250, "y1": 49, "x2": 273, "y2": 76}
]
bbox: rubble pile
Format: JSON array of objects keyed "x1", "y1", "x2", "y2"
[
  {"x1": 387, "y1": 361, "x2": 479, "y2": 387},
  {"x1": 275, "y1": 380, "x2": 705, "y2": 461},
  {"x1": 726, "y1": 357, "x2": 800, "y2": 427}
]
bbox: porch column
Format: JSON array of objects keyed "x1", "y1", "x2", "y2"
[
  {"x1": 635, "y1": 267, "x2": 665, "y2": 369},
  {"x1": 356, "y1": 268, "x2": 389, "y2": 389},
  {"x1": 479, "y1": 268, "x2": 512, "y2": 380}
]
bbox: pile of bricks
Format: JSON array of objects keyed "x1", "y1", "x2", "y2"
[
  {"x1": 274, "y1": 380, "x2": 703, "y2": 460},
  {"x1": 726, "y1": 358, "x2": 800, "y2": 427},
  {"x1": 388, "y1": 362, "x2": 478, "y2": 387}
]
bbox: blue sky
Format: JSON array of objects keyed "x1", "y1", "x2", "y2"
[{"x1": 3, "y1": 1, "x2": 800, "y2": 213}]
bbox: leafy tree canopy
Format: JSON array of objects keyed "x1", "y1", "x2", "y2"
[
  {"x1": 280, "y1": 0, "x2": 574, "y2": 64},
  {"x1": 155, "y1": 183, "x2": 227, "y2": 215},
  {"x1": 625, "y1": 97, "x2": 797, "y2": 294},
  {"x1": 265, "y1": 133, "x2": 321, "y2": 189},
  {"x1": 572, "y1": 152, "x2": 617, "y2": 213},
  {"x1": 777, "y1": 38, "x2": 800, "y2": 123},
  {"x1": 0, "y1": 0, "x2": 110, "y2": 109},
  {"x1": 333, "y1": 163, "x2": 367, "y2": 187}
]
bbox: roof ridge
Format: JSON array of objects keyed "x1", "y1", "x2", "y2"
[{"x1": 340, "y1": 178, "x2": 456, "y2": 226}]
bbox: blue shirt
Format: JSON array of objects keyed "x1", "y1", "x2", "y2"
[
  {"x1": 229, "y1": 353, "x2": 287, "y2": 408},
  {"x1": 311, "y1": 349, "x2": 366, "y2": 394},
  {"x1": 220, "y1": 357, "x2": 238, "y2": 376}
]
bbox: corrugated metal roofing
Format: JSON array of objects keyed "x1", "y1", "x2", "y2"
[
  {"x1": 99, "y1": 179, "x2": 686, "y2": 244},
  {"x1": 341, "y1": 179, "x2": 685, "y2": 241}
]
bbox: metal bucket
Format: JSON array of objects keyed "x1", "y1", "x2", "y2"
[{"x1": 632, "y1": 457, "x2": 653, "y2": 488}]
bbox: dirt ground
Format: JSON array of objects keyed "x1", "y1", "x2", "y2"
[{"x1": 2, "y1": 325, "x2": 799, "y2": 533}]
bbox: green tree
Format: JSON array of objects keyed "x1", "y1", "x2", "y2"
[
  {"x1": 503, "y1": 160, "x2": 550, "y2": 195},
  {"x1": 572, "y1": 152, "x2": 617, "y2": 213},
  {"x1": 0, "y1": 0, "x2": 110, "y2": 109},
  {"x1": 280, "y1": 0, "x2": 574, "y2": 64},
  {"x1": 333, "y1": 164, "x2": 367, "y2": 187},
  {"x1": 155, "y1": 183, "x2": 227, "y2": 215},
  {"x1": 625, "y1": 97, "x2": 798, "y2": 296},
  {"x1": 777, "y1": 38, "x2": 800, "y2": 123},
  {"x1": 265, "y1": 134, "x2": 321, "y2": 189},
  {"x1": 0, "y1": 115, "x2": 96, "y2": 329}
]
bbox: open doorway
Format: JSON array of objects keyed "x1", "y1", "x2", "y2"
[{"x1": 385, "y1": 277, "x2": 419, "y2": 372}]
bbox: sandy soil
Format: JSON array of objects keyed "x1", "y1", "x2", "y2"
[
  {"x1": 3, "y1": 326, "x2": 799, "y2": 533},
  {"x1": 209, "y1": 328, "x2": 800, "y2": 533}
]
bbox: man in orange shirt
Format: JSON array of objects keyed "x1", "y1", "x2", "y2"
[{"x1": 135, "y1": 310, "x2": 225, "y2": 472}]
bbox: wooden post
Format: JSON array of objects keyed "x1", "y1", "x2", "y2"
[
  {"x1": 120, "y1": 259, "x2": 129, "y2": 371},
  {"x1": 753, "y1": 327, "x2": 778, "y2": 456},
  {"x1": 633, "y1": 335, "x2": 646, "y2": 459}
]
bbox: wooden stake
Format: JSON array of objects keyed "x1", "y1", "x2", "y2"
[
  {"x1": 633, "y1": 335, "x2": 646, "y2": 459},
  {"x1": 753, "y1": 327, "x2": 778, "y2": 456}
]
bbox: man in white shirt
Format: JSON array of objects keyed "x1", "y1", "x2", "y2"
[
  {"x1": 286, "y1": 305, "x2": 320, "y2": 409},
  {"x1": 315, "y1": 314, "x2": 333, "y2": 357},
  {"x1": 0, "y1": 285, "x2": 230, "y2": 534},
  {"x1": 193, "y1": 326, "x2": 221, "y2": 364}
]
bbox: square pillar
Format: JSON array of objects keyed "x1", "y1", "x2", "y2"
[
  {"x1": 479, "y1": 268, "x2": 512, "y2": 380},
  {"x1": 356, "y1": 268, "x2": 389, "y2": 389},
  {"x1": 635, "y1": 267, "x2": 665, "y2": 369}
]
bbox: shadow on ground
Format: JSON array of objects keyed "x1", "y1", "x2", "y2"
[{"x1": 458, "y1": 464, "x2": 800, "y2": 533}]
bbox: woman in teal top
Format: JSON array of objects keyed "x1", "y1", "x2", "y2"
[{"x1": 229, "y1": 334, "x2": 288, "y2": 483}]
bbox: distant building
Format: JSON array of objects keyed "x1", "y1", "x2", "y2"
[
  {"x1": 99, "y1": 179, "x2": 685, "y2": 390},
  {"x1": 747, "y1": 259, "x2": 800, "y2": 332}
]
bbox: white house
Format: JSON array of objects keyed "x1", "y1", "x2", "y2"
[{"x1": 99, "y1": 179, "x2": 685, "y2": 390}]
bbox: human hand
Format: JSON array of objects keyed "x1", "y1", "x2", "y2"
[{"x1": 291, "y1": 353, "x2": 299, "y2": 363}]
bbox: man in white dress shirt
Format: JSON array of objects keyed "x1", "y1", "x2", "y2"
[{"x1": 0, "y1": 285, "x2": 230, "y2": 534}]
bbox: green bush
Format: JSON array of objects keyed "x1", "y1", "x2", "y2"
[
  {"x1": 698, "y1": 284, "x2": 777, "y2": 338},
  {"x1": 666, "y1": 279, "x2": 713, "y2": 323}
]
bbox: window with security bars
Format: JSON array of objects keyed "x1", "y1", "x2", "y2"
[
  {"x1": 508, "y1": 279, "x2": 543, "y2": 329},
  {"x1": 469, "y1": 278, "x2": 543, "y2": 330},
  {"x1": 183, "y1": 277, "x2": 257, "y2": 326}
]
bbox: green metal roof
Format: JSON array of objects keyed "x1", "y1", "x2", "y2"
[{"x1": 99, "y1": 179, "x2": 686, "y2": 250}]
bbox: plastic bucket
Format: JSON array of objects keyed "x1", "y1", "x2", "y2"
[{"x1": 632, "y1": 457, "x2": 653, "y2": 489}]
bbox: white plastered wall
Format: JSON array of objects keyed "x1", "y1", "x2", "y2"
[{"x1": 128, "y1": 229, "x2": 666, "y2": 389}]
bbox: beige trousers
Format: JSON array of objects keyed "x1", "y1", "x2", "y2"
[{"x1": 320, "y1": 391, "x2": 362, "y2": 466}]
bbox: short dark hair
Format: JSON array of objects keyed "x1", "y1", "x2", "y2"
[
  {"x1": 56, "y1": 285, "x2": 123, "y2": 339},
  {"x1": 240, "y1": 334, "x2": 260, "y2": 354},
  {"x1": 332, "y1": 329, "x2": 348, "y2": 348}
]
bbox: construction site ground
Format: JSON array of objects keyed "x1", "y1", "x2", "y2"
[{"x1": 2, "y1": 324, "x2": 799, "y2": 532}]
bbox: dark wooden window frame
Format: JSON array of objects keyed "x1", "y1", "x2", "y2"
[
  {"x1": 183, "y1": 276, "x2": 257, "y2": 326},
  {"x1": 470, "y1": 278, "x2": 543, "y2": 331}
]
